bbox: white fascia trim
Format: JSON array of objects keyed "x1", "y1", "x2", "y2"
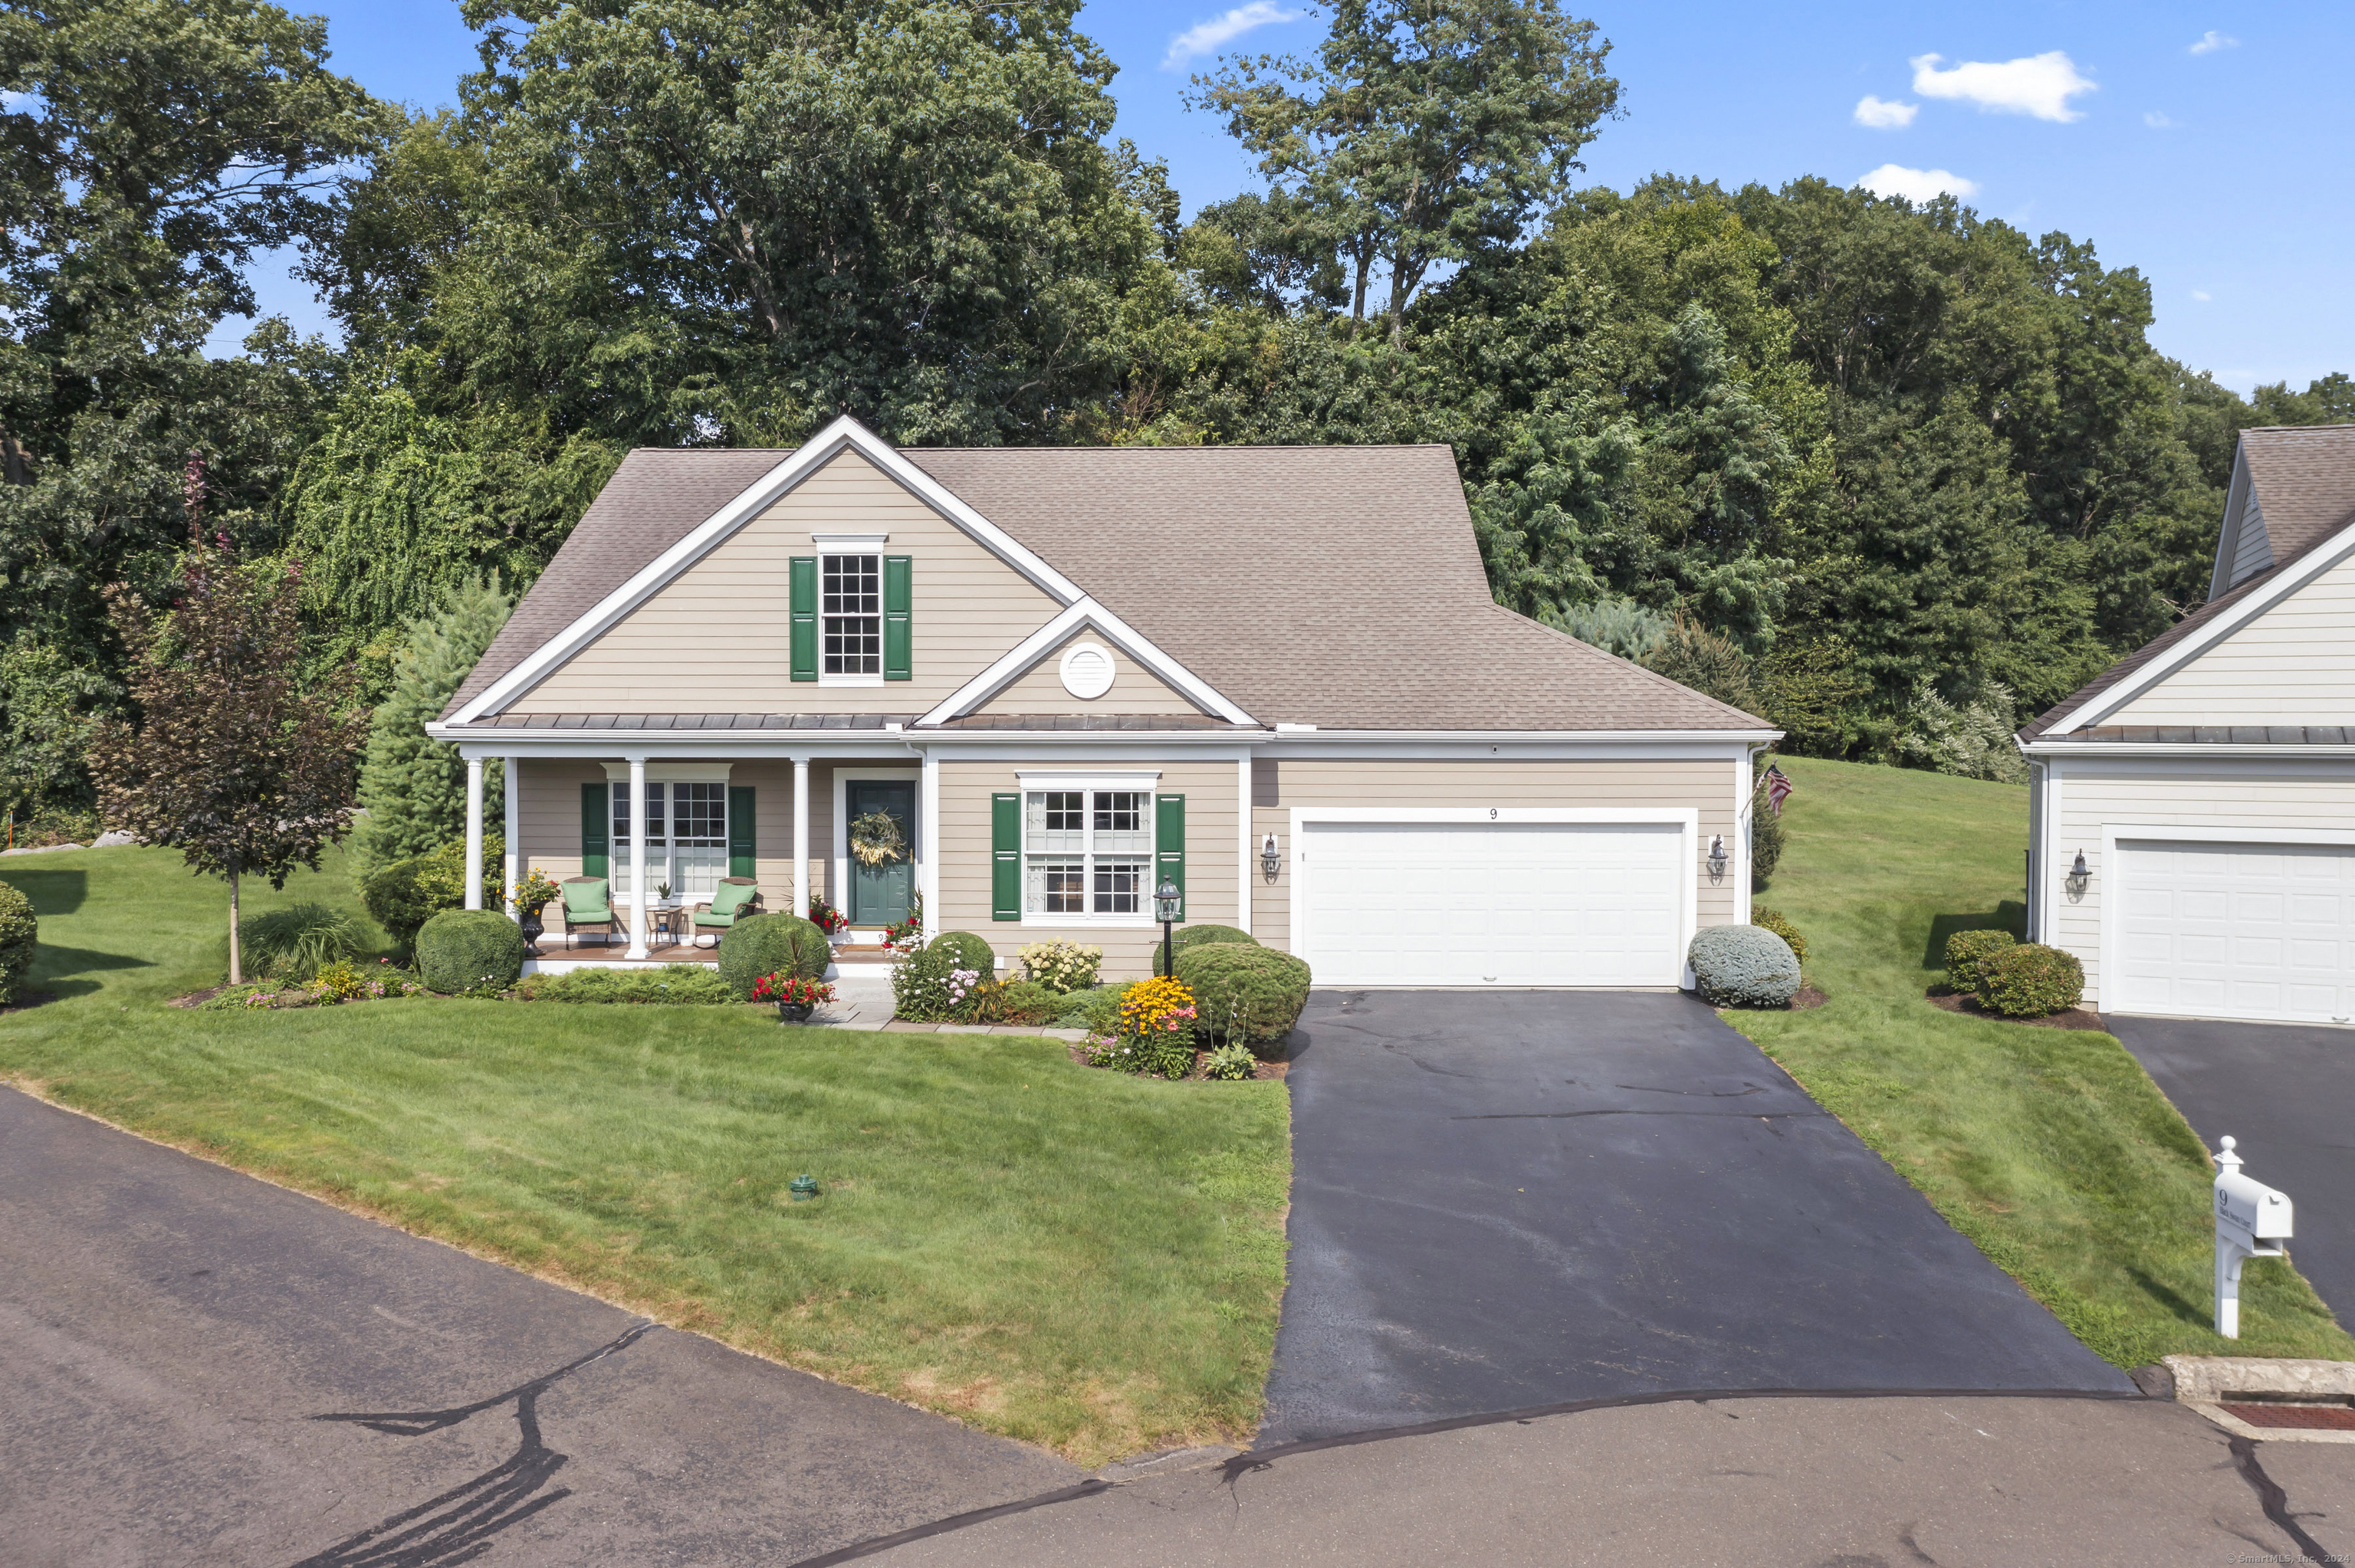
[
  {"x1": 2042, "y1": 519, "x2": 2355, "y2": 736},
  {"x1": 915, "y1": 598, "x2": 1256, "y2": 727},
  {"x1": 450, "y1": 415, "x2": 1089, "y2": 723},
  {"x1": 1266, "y1": 728, "x2": 1782, "y2": 744},
  {"x1": 2022, "y1": 742, "x2": 2355, "y2": 760}
]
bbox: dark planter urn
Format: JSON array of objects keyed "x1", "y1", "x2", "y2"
[
  {"x1": 777, "y1": 1001, "x2": 814, "y2": 1024},
  {"x1": 517, "y1": 906, "x2": 546, "y2": 956}
]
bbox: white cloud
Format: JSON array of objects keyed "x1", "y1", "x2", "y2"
[
  {"x1": 1856, "y1": 163, "x2": 1980, "y2": 204},
  {"x1": 2144, "y1": 110, "x2": 2176, "y2": 129},
  {"x1": 1854, "y1": 95, "x2": 1918, "y2": 129},
  {"x1": 2189, "y1": 31, "x2": 2237, "y2": 55},
  {"x1": 1163, "y1": 3, "x2": 1298, "y2": 69},
  {"x1": 2192, "y1": 290, "x2": 2213, "y2": 302},
  {"x1": 1910, "y1": 51, "x2": 2096, "y2": 122}
]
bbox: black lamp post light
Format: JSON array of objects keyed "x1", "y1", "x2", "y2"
[{"x1": 1155, "y1": 872, "x2": 1183, "y2": 979}]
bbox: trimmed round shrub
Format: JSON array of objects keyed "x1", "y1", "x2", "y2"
[
  {"x1": 1750, "y1": 907, "x2": 1807, "y2": 966},
  {"x1": 1976, "y1": 942, "x2": 2084, "y2": 1019},
  {"x1": 996, "y1": 978, "x2": 1060, "y2": 1025},
  {"x1": 1689, "y1": 924, "x2": 1799, "y2": 1009},
  {"x1": 927, "y1": 930, "x2": 998, "y2": 978},
  {"x1": 1174, "y1": 943, "x2": 1311, "y2": 1047},
  {"x1": 718, "y1": 913, "x2": 830, "y2": 998},
  {"x1": 1151, "y1": 923, "x2": 1259, "y2": 976},
  {"x1": 1943, "y1": 928, "x2": 2018, "y2": 993},
  {"x1": 415, "y1": 910, "x2": 525, "y2": 995},
  {"x1": 0, "y1": 879, "x2": 34, "y2": 1005}
]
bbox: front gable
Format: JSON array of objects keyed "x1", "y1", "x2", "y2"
[
  {"x1": 504, "y1": 445, "x2": 1066, "y2": 716},
  {"x1": 967, "y1": 628, "x2": 1208, "y2": 718},
  {"x1": 2105, "y1": 546, "x2": 2355, "y2": 727}
]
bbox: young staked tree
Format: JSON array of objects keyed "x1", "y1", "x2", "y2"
[
  {"x1": 351, "y1": 574, "x2": 512, "y2": 872},
  {"x1": 91, "y1": 550, "x2": 366, "y2": 983},
  {"x1": 1191, "y1": 0, "x2": 1619, "y2": 338}
]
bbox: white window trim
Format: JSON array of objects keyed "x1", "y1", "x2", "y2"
[
  {"x1": 811, "y1": 532, "x2": 888, "y2": 547},
  {"x1": 833, "y1": 766, "x2": 923, "y2": 926},
  {"x1": 1284, "y1": 806, "x2": 1701, "y2": 989},
  {"x1": 1018, "y1": 780, "x2": 1162, "y2": 928},
  {"x1": 602, "y1": 770, "x2": 733, "y2": 905},
  {"x1": 599, "y1": 762, "x2": 734, "y2": 784},
  {"x1": 819, "y1": 672, "x2": 886, "y2": 688},
  {"x1": 818, "y1": 549, "x2": 885, "y2": 684}
]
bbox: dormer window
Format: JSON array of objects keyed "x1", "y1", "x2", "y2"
[{"x1": 822, "y1": 553, "x2": 882, "y2": 678}]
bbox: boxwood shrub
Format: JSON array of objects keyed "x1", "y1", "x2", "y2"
[
  {"x1": 1174, "y1": 943, "x2": 1310, "y2": 1047},
  {"x1": 1943, "y1": 929, "x2": 2017, "y2": 993},
  {"x1": 717, "y1": 913, "x2": 830, "y2": 998},
  {"x1": 927, "y1": 930, "x2": 998, "y2": 978},
  {"x1": 519, "y1": 965, "x2": 735, "y2": 1005},
  {"x1": 1750, "y1": 907, "x2": 1807, "y2": 966},
  {"x1": 1151, "y1": 923, "x2": 1258, "y2": 976},
  {"x1": 0, "y1": 879, "x2": 34, "y2": 1005},
  {"x1": 1976, "y1": 942, "x2": 2084, "y2": 1019},
  {"x1": 1688, "y1": 924, "x2": 1799, "y2": 1009},
  {"x1": 415, "y1": 910, "x2": 525, "y2": 995}
]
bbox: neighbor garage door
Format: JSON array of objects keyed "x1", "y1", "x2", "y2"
[
  {"x1": 1296, "y1": 820, "x2": 1687, "y2": 988},
  {"x1": 2112, "y1": 839, "x2": 2355, "y2": 1023}
]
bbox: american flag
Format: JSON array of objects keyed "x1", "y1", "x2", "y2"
[{"x1": 1762, "y1": 764, "x2": 1794, "y2": 815}]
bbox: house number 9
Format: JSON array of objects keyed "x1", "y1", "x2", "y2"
[{"x1": 1490, "y1": 808, "x2": 1499, "y2": 819}]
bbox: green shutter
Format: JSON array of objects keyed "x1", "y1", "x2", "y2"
[
  {"x1": 581, "y1": 782, "x2": 609, "y2": 877},
  {"x1": 883, "y1": 555, "x2": 911, "y2": 681},
  {"x1": 1156, "y1": 793, "x2": 1185, "y2": 922},
  {"x1": 790, "y1": 556, "x2": 818, "y2": 681},
  {"x1": 991, "y1": 792, "x2": 1021, "y2": 921},
  {"x1": 728, "y1": 786, "x2": 756, "y2": 879}
]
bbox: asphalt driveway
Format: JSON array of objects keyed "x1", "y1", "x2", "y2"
[
  {"x1": 2110, "y1": 1014, "x2": 2355, "y2": 1327},
  {"x1": 1263, "y1": 989, "x2": 2130, "y2": 1445},
  {"x1": 0, "y1": 1087, "x2": 1077, "y2": 1567}
]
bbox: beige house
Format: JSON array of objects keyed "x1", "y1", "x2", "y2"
[
  {"x1": 431, "y1": 417, "x2": 1775, "y2": 985},
  {"x1": 2020, "y1": 424, "x2": 2355, "y2": 1023}
]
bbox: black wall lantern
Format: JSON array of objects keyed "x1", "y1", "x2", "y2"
[
  {"x1": 2065, "y1": 849, "x2": 2091, "y2": 898},
  {"x1": 1706, "y1": 834, "x2": 1729, "y2": 881},
  {"x1": 1260, "y1": 832, "x2": 1282, "y2": 881}
]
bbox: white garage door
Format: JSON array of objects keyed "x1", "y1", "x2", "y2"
[
  {"x1": 1296, "y1": 821, "x2": 1687, "y2": 988},
  {"x1": 2113, "y1": 839, "x2": 2355, "y2": 1023}
]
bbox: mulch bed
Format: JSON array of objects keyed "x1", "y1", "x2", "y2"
[
  {"x1": 1925, "y1": 987, "x2": 2107, "y2": 1032},
  {"x1": 1791, "y1": 985, "x2": 1829, "y2": 1011}
]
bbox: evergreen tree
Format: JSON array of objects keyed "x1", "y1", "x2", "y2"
[{"x1": 350, "y1": 575, "x2": 512, "y2": 872}]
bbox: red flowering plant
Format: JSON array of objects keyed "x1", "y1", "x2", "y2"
[
  {"x1": 751, "y1": 972, "x2": 836, "y2": 1009},
  {"x1": 806, "y1": 896, "x2": 847, "y2": 934}
]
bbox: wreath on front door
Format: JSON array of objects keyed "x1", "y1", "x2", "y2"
[{"x1": 849, "y1": 810, "x2": 908, "y2": 868}]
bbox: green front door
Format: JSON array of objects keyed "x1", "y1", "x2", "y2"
[{"x1": 846, "y1": 779, "x2": 917, "y2": 926}]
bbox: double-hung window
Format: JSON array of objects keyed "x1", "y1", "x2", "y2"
[
  {"x1": 612, "y1": 782, "x2": 729, "y2": 902},
  {"x1": 1024, "y1": 789, "x2": 1151, "y2": 918},
  {"x1": 822, "y1": 553, "x2": 882, "y2": 677}
]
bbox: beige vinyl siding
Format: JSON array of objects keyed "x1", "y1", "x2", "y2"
[
  {"x1": 514, "y1": 759, "x2": 606, "y2": 885},
  {"x1": 971, "y1": 630, "x2": 1204, "y2": 717},
  {"x1": 511, "y1": 449, "x2": 1060, "y2": 713},
  {"x1": 1246, "y1": 757, "x2": 1742, "y2": 948},
  {"x1": 2049, "y1": 762, "x2": 2355, "y2": 1005},
  {"x1": 939, "y1": 759, "x2": 1239, "y2": 979},
  {"x1": 2107, "y1": 548, "x2": 2355, "y2": 726}
]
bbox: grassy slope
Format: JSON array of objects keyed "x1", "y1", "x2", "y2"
[
  {"x1": 0, "y1": 847, "x2": 1289, "y2": 1465},
  {"x1": 1735, "y1": 756, "x2": 2355, "y2": 1368}
]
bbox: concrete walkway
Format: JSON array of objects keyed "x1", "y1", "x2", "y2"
[
  {"x1": 1264, "y1": 989, "x2": 2130, "y2": 1445},
  {"x1": 0, "y1": 1087, "x2": 1077, "y2": 1567}
]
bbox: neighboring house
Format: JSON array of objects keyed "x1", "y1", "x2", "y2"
[
  {"x1": 429, "y1": 416, "x2": 1776, "y2": 985},
  {"x1": 2019, "y1": 424, "x2": 2355, "y2": 1025}
]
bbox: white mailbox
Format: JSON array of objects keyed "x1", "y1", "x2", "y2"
[{"x1": 2213, "y1": 1135, "x2": 2293, "y2": 1339}]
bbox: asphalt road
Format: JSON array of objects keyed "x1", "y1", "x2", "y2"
[
  {"x1": 1261, "y1": 989, "x2": 2132, "y2": 1445},
  {"x1": 869, "y1": 1393, "x2": 2355, "y2": 1568},
  {"x1": 0, "y1": 1087, "x2": 1078, "y2": 1568},
  {"x1": 2111, "y1": 1013, "x2": 2355, "y2": 1327}
]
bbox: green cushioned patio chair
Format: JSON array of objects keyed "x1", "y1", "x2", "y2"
[
  {"x1": 560, "y1": 876, "x2": 616, "y2": 946},
  {"x1": 689, "y1": 877, "x2": 762, "y2": 947}
]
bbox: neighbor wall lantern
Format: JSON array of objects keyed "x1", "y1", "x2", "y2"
[
  {"x1": 2065, "y1": 850, "x2": 2091, "y2": 898},
  {"x1": 1706, "y1": 834, "x2": 1729, "y2": 880},
  {"x1": 1260, "y1": 832, "x2": 1282, "y2": 881}
]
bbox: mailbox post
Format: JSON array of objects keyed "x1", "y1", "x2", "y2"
[{"x1": 2213, "y1": 1135, "x2": 2294, "y2": 1339}]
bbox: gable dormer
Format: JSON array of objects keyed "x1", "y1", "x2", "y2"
[{"x1": 2209, "y1": 425, "x2": 2355, "y2": 599}]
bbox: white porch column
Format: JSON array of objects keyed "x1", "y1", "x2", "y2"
[
  {"x1": 626, "y1": 756, "x2": 649, "y2": 959},
  {"x1": 1237, "y1": 754, "x2": 1252, "y2": 935},
  {"x1": 793, "y1": 757, "x2": 811, "y2": 920},
  {"x1": 463, "y1": 756, "x2": 484, "y2": 910},
  {"x1": 919, "y1": 746, "x2": 941, "y2": 940},
  {"x1": 501, "y1": 756, "x2": 521, "y2": 918}
]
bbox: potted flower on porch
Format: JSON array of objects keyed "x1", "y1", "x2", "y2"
[
  {"x1": 514, "y1": 866, "x2": 563, "y2": 956},
  {"x1": 753, "y1": 970, "x2": 836, "y2": 1024},
  {"x1": 808, "y1": 896, "x2": 849, "y2": 940}
]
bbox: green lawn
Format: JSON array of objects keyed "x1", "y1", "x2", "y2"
[
  {"x1": 1735, "y1": 756, "x2": 2355, "y2": 1368},
  {"x1": 0, "y1": 846, "x2": 1289, "y2": 1465}
]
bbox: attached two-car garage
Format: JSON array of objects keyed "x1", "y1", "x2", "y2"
[
  {"x1": 1291, "y1": 817, "x2": 1693, "y2": 989},
  {"x1": 2110, "y1": 838, "x2": 2355, "y2": 1024}
]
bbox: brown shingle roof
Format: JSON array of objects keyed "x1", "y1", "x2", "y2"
[
  {"x1": 2022, "y1": 425, "x2": 2355, "y2": 741},
  {"x1": 448, "y1": 439, "x2": 1767, "y2": 733}
]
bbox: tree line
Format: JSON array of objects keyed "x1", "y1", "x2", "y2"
[{"x1": 4, "y1": 0, "x2": 2347, "y2": 834}]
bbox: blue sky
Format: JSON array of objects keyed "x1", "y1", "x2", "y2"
[{"x1": 222, "y1": 1, "x2": 2353, "y2": 395}]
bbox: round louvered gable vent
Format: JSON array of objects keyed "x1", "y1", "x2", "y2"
[{"x1": 1059, "y1": 641, "x2": 1115, "y2": 700}]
